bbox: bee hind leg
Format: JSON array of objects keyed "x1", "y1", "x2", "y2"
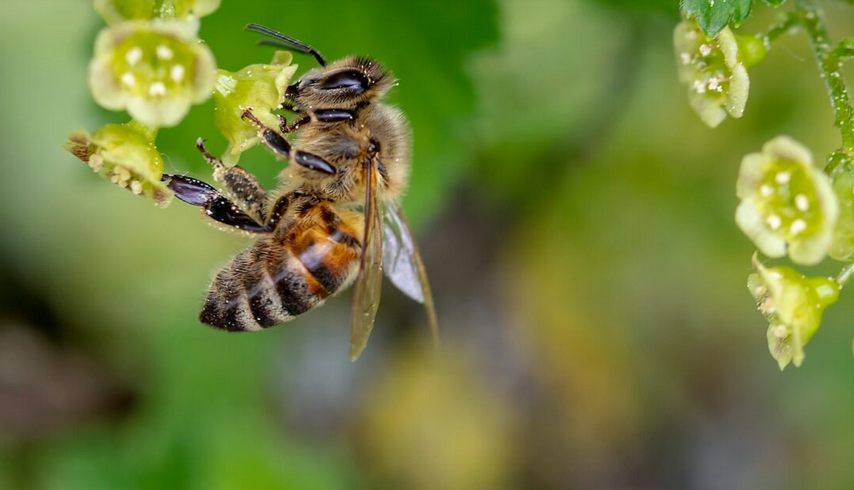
[{"x1": 162, "y1": 174, "x2": 272, "y2": 233}]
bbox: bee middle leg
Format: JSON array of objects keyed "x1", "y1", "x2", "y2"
[
  {"x1": 241, "y1": 109, "x2": 335, "y2": 175},
  {"x1": 195, "y1": 139, "x2": 267, "y2": 223},
  {"x1": 162, "y1": 174, "x2": 271, "y2": 233}
]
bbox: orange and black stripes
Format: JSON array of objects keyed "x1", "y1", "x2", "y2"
[{"x1": 198, "y1": 199, "x2": 361, "y2": 332}]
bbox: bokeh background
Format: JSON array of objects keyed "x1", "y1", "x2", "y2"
[{"x1": 2, "y1": 0, "x2": 854, "y2": 488}]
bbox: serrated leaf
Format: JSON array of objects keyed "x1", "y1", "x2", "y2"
[{"x1": 682, "y1": 0, "x2": 754, "y2": 37}]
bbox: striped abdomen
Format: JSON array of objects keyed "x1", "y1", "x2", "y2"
[{"x1": 199, "y1": 202, "x2": 361, "y2": 331}]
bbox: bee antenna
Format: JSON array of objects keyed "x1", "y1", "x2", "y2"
[{"x1": 245, "y1": 23, "x2": 327, "y2": 66}]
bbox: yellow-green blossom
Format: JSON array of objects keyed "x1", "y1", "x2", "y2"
[
  {"x1": 674, "y1": 20, "x2": 757, "y2": 128},
  {"x1": 748, "y1": 256, "x2": 839, "y2": 369},
  {"x1": 89, "y1": 20, "x2": 216, "y2": 127},
  {"x1": 64, "y1": 121, "x2": 173, "y2": 206},
  {"x1": 212, "y1": 51, "x2": 298, "y2": 165},
  {"x1": 95, "y1": 0, "x2": 221, "y2": 25},
  {"x1": 736, "y1": 136, "x2": 838, "y2": 265}
]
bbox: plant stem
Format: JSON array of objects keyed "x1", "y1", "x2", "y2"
[
  {"x1": 795, "y1": 0, "x2": 854, "y2": 155},
  {"x1": 760, "y1": 13, "x2": 800, "y2": 48},
  {"x1": 838, "y1": 262, "x2": 854, "y2": 287}
]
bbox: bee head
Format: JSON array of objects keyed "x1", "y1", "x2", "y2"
[
  {"x1": 245, "y1": 25, "x2": 395, "y2": 112},
  {"x1": 286, "y1": 57, "x2": 394, "y2": 111}
]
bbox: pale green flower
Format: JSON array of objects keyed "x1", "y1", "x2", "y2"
[
  {"x1": 748, "y1": 256, "x2": 839, "y2": 369},
  {"x1": 95, "y1": 0, "x2": 221, "y2": 25},
  {"x1": 736, "y1": 136, "x2": 838, "y2": 265},
  {"x1": 64, "y1": 121, "x2": 173, "y2": 206},
  {"x1": 212, "y1": 51, "x2": 298, "y2": 165},
  {"x1": 88, "y1": 20, "x2": 216, "y2": 127},
  {"x1": 674, "y1": 20, "x2": 757, "y2": 128}
]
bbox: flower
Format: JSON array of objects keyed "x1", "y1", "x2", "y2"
[
  {"x1": 94, "y1": 0, "x2": 221, "y2": 25},
  {"x1": 674, "y1": 20, "x2": 756, "y2": 128},
  {"x1": 828, "y1": 153, "x2": 854, "y2": 261},
  {"x1": 736, "y1": 136, "x2": 838, "y2": 265},
  {"x1": 212, "y1": 51, "x2": 298, "y2": 166},
  {"x1": 748, "y1": 256, "x2": 839, "y2": 369},
  {"x1": 63, "y1": 120, "x2": 173, "y2": 206},
  {"x1": 88, "y1": 20, "x2": 216, "y2": 127}
]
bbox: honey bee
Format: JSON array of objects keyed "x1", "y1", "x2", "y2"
[{"x1": 161, "y1": 24, "x2": 437, "y2": 360}]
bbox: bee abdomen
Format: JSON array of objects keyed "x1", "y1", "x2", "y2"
[
  {"x1": 199, "y1": 240, "x2": 331, "y2": 332},
  {"x1": 200, "y1": 243, "x2": 294, "y2": 331},
  {"x1": 270, "y1": 254, "x2": 325, "y2": 316},
  {"x1": 198, "y1": 204, "x2": 361, "y2": 332}
]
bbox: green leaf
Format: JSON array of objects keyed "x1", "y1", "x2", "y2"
[
  {"x1": 681, "y1": 0, "x2": 754, "y2": 37},
  {"x1": 764, "y1": 0, "x2": 788, "y2": 5}
]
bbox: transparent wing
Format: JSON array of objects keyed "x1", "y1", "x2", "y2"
[
  {"x1": 349, "y1": 155, "x2": 384, "y2": 361},
  {"x1": 382, "y1": 203, "x2": 440, "y2": 347}
]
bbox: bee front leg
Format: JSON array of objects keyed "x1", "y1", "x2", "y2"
[
  {"x1": 196, "y1": 139, "x2": 267, "y2": 222},
  {"x1": 280, "y1": 114, "x2": 311, "y2": 134},
  {"x1": 162, "y1": 174, "x2": 271, "y2": 233},
  {"x1": 241, "y1": 109, "x2": 335, "y2": 175}
]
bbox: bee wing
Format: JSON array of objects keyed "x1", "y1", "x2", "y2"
[
  {"x1": 382, "y1": 203, "x2": 439, "y2": 346},
  {"x1": 349, "y1": 155, "x2": 384, "y2": 361}
]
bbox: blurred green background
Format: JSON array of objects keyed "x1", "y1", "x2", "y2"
[{"x1": 2, "y1": 0, "x2": 854, "y2": 488}]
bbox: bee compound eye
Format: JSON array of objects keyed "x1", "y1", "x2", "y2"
[{"x1": 320, "y1": 70, "x2": 368, "y2": 93}]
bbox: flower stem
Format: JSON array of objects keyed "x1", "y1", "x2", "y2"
[
  {"x1": 760, "y1": 13, "x2": 800, "y2": 48},
  {"x1": 838, "y1": 262, "x2": 854, "y2": 287},
  {"x1": 795, "y1": 0, "x2": 854, "y2": 155}
]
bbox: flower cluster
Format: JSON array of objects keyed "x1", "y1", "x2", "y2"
[
  {"x1": 736, "y1": 136, "x2": 854, "y2": 369},
  {"x1": 678, "y1": 0, "x2": 854, "y2": 371},
  {"x1": 68, "y1": 0, "x2": 294, "y2": 209},
  {"x1": 67, "y1": 0, "x2": 226, "y2": 205}
]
